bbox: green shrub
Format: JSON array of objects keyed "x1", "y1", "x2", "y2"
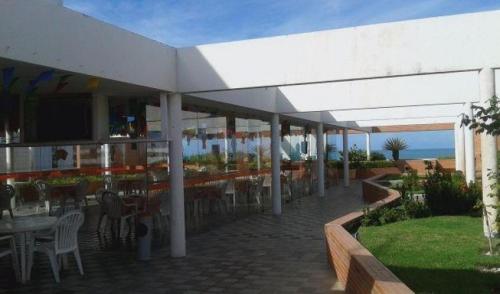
[
  {"x1": 339, "y1": 144, "x2": 367, "y2": 168},
  {"x1": 327, "y1": 160, "x2": 396, "y2": 169},
  {"x1": 359, "y1": 160, "x2": 396, "y2": 169},
  {"x1": 424, "y1": 167, "x2": 481, "y2": 215},
  {"x1": 403, "y1": 200, "x2": 432, "y2": 218},
  {"x1": 370, "y1": 151, "x2": 386, "y2": 161},
  {"x1": 362, "y1": 206, "x2": 407, "y2": 226}
]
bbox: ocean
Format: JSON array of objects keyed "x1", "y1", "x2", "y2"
[{"x1": 373, "y1": 148, "x2": 455, "y2": 160}]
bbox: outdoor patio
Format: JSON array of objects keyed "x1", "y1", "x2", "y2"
[{"x1": 0, "y1": 183, "x2": 364, "y2": 294}]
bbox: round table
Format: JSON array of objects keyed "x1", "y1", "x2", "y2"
[{"x1": 0, "y1": 216, "x2": 57, "y2": 283}]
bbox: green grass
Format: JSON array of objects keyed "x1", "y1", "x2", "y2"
[{"x1": 358, "y1": 216, "x2": 500, "y2": 294}]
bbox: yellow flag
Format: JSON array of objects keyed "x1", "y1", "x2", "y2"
[{"x1": 87, "y1": 77, "x2": 100, "y2": 90}]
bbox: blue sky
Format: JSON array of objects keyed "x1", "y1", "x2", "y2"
[{"x1": 64, "y1": 0, "x2": 500, "y2": 47}]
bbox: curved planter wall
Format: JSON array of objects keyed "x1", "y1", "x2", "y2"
[{"x1": 324, "y1": 174, "x2": 413, "y2": 294}]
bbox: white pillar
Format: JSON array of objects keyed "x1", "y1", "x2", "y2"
[
  {"x1": 271, "y1": 113, "x2": 281, "y2": 216},
  {"x1": 317, "y1": 123, "x2": 325, "y2": 197},
  {"x1": 479, "y1": 68, "x2": 498, "y2": 237},
  {"x1": 167, "y1": 93, "x2": 186, "y2": 257},
  {"x1": 160, "y1": 93, "x2": 169, "y2": 173},
  {"x1": 365, "y1": 133, "x2": 371, "y2": 161},
  {"x1": 463, "y1": 102, "x2": 475, "y2": 184},
  {"x1": 343, "y1": 128, "x2": 349, "y2": 187},
  {"x1": 454, "y1": 119, "x2": 465, "y2": 173},
  {"x1": 93, "y1": 94, "x2": 110, "y2": 174}
]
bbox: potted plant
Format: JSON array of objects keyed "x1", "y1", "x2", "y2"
[{"x1": 383, "y1": 138, "x2": 408, "y2": 161}]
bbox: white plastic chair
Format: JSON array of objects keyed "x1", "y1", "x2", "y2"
[
  {"x1": 0, "y1": 235, "x2": 20, "y2": 282},
  {"x1": 28, "y1": 210, "x2": 85, "y2": 283},
  {"x1": 34, "y1": 180, "x2": 52, "y2": 214}
]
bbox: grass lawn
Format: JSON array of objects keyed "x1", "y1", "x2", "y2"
[{"x1": 358, "y1": 216, "x2": 500, "y2": 294}]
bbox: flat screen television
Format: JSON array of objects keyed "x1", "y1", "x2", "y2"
[{"x1": 26, "y1": 95, "x2": 93, "y2": 142}]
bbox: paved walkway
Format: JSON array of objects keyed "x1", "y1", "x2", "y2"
[{"x1": 1, "y1": 182, "x2": 365, "y2": 294}]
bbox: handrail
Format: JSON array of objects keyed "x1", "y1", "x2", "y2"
[{"x1": 0, "y1": 138, "x2": 170, "y2": 148}]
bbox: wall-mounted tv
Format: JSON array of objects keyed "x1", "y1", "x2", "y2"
[{"x1": 25, "y1": 95, "x2": 93, "y2": 142}]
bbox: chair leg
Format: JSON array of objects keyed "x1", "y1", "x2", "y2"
[
  {"x1": 96, "y1": 212, "x2": 105, "y2": 232},
  {"x1": 47, "y1": 251, "x2": 60, "y2": 283},
  {"x1": 8, "y1": 209, "x2": 14, "y2": 219},
  {"x1": 73, "y1": 248, "x2": 84, "y2": 275}
]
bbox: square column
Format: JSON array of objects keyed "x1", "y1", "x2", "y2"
[
  {"x1": 454, "y1": 119, "x2": 465, "y2": 173},
  {"x1": 271, "y1": 113, "x2": 281, "y2": 216},
  {"x1": 463, "y1": 102, "x2": 475, "y2": 184},
  {"x1": 343, "y1": 128, "x2": 349, "y2": 187},
  {"x1": 479, "y1": 68, "x2": 498, "y2": 237},
  {"x1": 92, "y1": 94, "x2": 110, "y2": 174},
  {"x1": 166, "y1": 93, "x2": 186, "y2": 257},
  {"x1": 366, "y1": 133, "x2": 371, "y2": 161},
  {"x1": 316, "y1": 123, "x2": 325, "y2": 197}
]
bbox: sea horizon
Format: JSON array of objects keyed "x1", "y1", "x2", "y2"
[{"x1": 373, "y1": 148, "x2": 454, "y2": 160}]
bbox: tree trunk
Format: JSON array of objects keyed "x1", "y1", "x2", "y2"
[{"x1": 392, "y1": 150, "x2": 400, "y2": 161}]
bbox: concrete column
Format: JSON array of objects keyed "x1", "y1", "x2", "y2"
[
  {"x1": 167, "y1": 93, "x2": 186, "y2": 257},
  {"x1": 343, "y1": 128, "x2": 349, "y2": 187},
  {"x1": 454, "y1": 119, "x2": 465, "y2": 173},
  {"x1": 317, "y1": 123, "x2": 325, "y2": 197},
  {"x1": 479, "y1": 68, "x2": 498, "y2": 237},
  {"x1": 93, "y1": 94, "x2": 110, "y2": 174},
  {"x1": 160, "y1": 93, "x2": 169, "y2": 173},
  {"x1": 271, "y1": 113, "x2": 281, "y2": 216},
  {"x1": 366, "y1": 133, "x2": 371, "y2": 161},
  {"x1": 463, "y1": 102, "x2": 475, "y2": 184}
]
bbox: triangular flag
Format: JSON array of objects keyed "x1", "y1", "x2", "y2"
[
  {"x1": 26, "y1": 69, "x2": 54, "y2": 94},
  {"x1": 55, "y1": 74, "x2": 72, "y2": 93},
  {"x1": 36, "y1": 69, "x2": 54, "y2": 84},
  {"x1": 87, "y1": 77, "x2": 100, "y2": 90},
  {"x1": 2, "y1": 67, "x2": 15, "y2": 94}
]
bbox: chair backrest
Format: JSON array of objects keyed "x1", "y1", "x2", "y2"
[
  {"x1": 34, "y1": 180, "x2": 50, "y2": 201},
  {"x1": 95, "y1": 188, "x2": 106, "y2": 205},
  {"x1": 102, "y1": 191, "x2": 123, "y2": 219},
  {"x1": 103, "y1": 174, "x2": 114, "y2": 191},
  {"x1": 75, "y1": 179, "x2": 89, "y2": 202},
  {"x1": 0, "y1": 184, "x2": 14, "y2": 209},
  {"x1": 54, "y1": 210, "x2": 84, "y2": 254}
]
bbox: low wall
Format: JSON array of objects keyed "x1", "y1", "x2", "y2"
[
  {"x1": 324, "y1": 175, "x2": 413, "y2": 294},
  {"x1": 356, "y1": 167, "x2": 401, "y2": 180},
  {"x1": 361, "y1": 174, "x2": 394, "y2": 203}
]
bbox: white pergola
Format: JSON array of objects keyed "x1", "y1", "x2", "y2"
[{"x1": 1, "y1": 0, "x2": 499, "y2": 257}]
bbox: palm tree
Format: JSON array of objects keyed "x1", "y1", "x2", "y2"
[{"x1": 383, "y1": 138, "x2": 408, "y2": 161}]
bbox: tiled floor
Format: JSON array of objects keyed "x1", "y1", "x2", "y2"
[{"x1": 0, "y1": 182, "x2": 365, "y2": 294}]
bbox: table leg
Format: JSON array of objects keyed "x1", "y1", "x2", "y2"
[
  {"x1": 26, "y1": 232, "x2": 32, "y2": 281},
  {"x1": 19, "y1": 233, "x2": 26, "y2": 284}
]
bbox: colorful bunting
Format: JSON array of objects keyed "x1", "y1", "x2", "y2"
[
  {"x1": 87, "y1": 77, "x2": 100, "y2": 90},
  {"x1": 55, "y1": 74, "x2": 72, "y2": 93},
  {"x1": 2, "y1": 67, "x2": 15, "y2": 94},
  {"x1": 26, "y1": 69, "x2": 55, "y2": 95}
]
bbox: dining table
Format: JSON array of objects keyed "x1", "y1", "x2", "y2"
[{"x1": 0, "y1": 215, "x2": 57, "y2": 283}]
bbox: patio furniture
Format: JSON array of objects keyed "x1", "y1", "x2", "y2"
[
  {"x1": 28, "y1": 211, "x2": 85, "y2": 283},
  {"x1": 224, "y1": 180, "x2": 236, "y2": 212},
  {"x1": 249, "y1": 176, "x2": 264, "y2": 212},
  {"x1": 0, "y1": 184, "x2": 16, "y2": 219},
  {"x1": 75, "y1": 179, "x2": 89, "y2": 207},
  {"x1": 0, "y1": 215, "x2": 57, "y2": 283},
  {"x1": 0, "y1": 235, "x2": 20, "y2": 282},
  {"x1": 34, "y1": 180, "x2": 52, "y2": 214},
  {"x1": 146, "y1": 190, "x2": 169, "y2": 237},
  {"x1": 95, "y1": 188, "x2": 108, "y2": 232},
  {"x1": 103, "y1": 174, "x2": 115, "y2": 191},
  {"x1": 102, "y1": 191, "x2": 137, "y2": 238}
]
